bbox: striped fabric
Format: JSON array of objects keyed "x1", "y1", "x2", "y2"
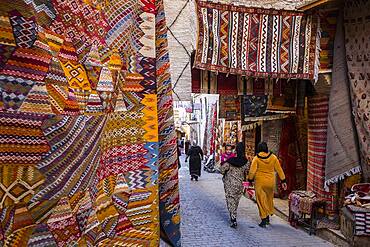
[
  {"x1": 307, "y1": 95, "x2": 337, "y2": 214},
  {"x1": 195, "y1": 1, "x2": 319, "y2": 79}
]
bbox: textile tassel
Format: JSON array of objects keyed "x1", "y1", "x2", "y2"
[{"x1": 324, "y1": 165, "x2": 362, "y2": 191}]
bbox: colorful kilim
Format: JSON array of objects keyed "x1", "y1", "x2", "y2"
[
  {"x1": 195, "y1": 1, "x2": 319, "y2": 79},
  {"x1": 219, "y1": 95, "x2": 241, "y2": 120},
  {"x1": 0, "y1": 0, "x2": 179, "y2": 245},
  {"x1": 156, "y1": 0, "x2": 181, "y2": 245},
  {"x1": 344, "y1": 0, "x2": 370, "y2": 181},
  {"x1": 307, "y1": 95, "x2": 337, "y2": 215}
]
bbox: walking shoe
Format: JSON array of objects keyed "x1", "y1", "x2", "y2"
[
  {"x1": 195, "y1": 177, "x2": 198, "y2": 181},
  {"x1": 230, "y1": 222, "x2": 237, "y2": 228},
  {"x1": 259, "y1": 218, "x2": 267, "y2": 228},
  {"x1": 266, "y1": 216, "x2": 270, "y2": 225},
  {"x1": 190, "y1": 176, "x2": 193, "y2": 181},
  {"x1": 230, "y1": 217, "x2": 237, "y2": 228}
]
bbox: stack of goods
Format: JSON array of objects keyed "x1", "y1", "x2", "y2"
[
  {"x1": 341, "y1": 183, "x2": 370, "y2": 239},
  {"x1": 344, "y1": 184, "x2": 370, "y2": 209},
  {"x1": 343, "y1": 205, "x2": 370, "y2": 236},
  {"x1": 289, "y1": 191, "x2": 318, "y2": 217}
]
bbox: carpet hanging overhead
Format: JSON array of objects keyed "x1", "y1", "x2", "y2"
[{"x1": 194, "y1": 0, "x2": 319, "y2": 79}]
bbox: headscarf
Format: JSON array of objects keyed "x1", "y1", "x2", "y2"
[{"x1": 227, "y1": 142, "x2": 248, "y2": 167}]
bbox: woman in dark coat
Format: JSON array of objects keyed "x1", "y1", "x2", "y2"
[
  {"x1": 185, "y1": 141, "x2": 203, "y2": 181},
  {"x1": 219, "y1": 142, "x2": 249, "y2": 228}
]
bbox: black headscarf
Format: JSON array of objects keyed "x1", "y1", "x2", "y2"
[{"x1": 227, "y1": 142, "x2": 248, "y2": 167}]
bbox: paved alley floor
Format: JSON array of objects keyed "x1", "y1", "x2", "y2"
[{"x1": 177, "y1": 156, "x2": 333, "y2": 247}]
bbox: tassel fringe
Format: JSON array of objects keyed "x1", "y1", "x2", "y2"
[{"x1": 324, "y1": 166, "x2": 362, "y2": 191}]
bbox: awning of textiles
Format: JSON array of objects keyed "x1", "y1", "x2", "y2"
[{"x1": 194, "y1": 1, "x2": 319, "y2": 80}]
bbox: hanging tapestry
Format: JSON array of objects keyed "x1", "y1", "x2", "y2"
[
  {"x1": 318, "y1": 9, "x2": 338, "y2": 72},
  {"x1": 307, "y1": 95, "x2": 337, "y2": 215},
  {"x1": 219, "y1": 95, "x2": 241, "y2": 120},
  {"x1": 267, "y1": 80, "x2": 297, "y2": 113},
  {"x1": 194, "y1": 1, "x2": 319, "y2": 79},
  {"x1": 156, "y1": 0, "x2": 181, "y2": 245},
  {"x1": 215, "y1": 118, "x2": 225, "y2": 164},
  {"x1": 243, "y1": 95, "x2": 268, "y2": 117},
  {"x1": 217, "y1": 73, "x2": 238, "y2": 95},
  {"x1": 278, "y1": 118, "x2": 301, "y2": 197},
  {"x1": 191, "y1": 51, "x2": 201, "y2": 93},
  {"x1": 0, "y1": 0, "x2": 181, "y2": 246},
  {"x1": 223, "y1": 120, "x2": 242, "y2": 147},
  {"x1": 262, "y1": 119, "x2": 282, "y2": 154},
  {"x1": 244, "y1": 127, "x2": 256, "y2": 162},
  {"x1": 325, "y1": 10, "x2": 361, "y2": 188},
  {"x1": 344, "y1": 0, "x2": 370, "y2": 181}
]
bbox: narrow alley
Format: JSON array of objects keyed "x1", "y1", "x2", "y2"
[{"x1": 178, "y1": 155, "x2": 332, "y2": 247}]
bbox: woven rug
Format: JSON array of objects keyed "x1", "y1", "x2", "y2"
[
  {"x1": 344, "y1": 0, "x2": 370, "y2": 181},
  {"x1": 262, "y1": 119, "x2": 282, "y2": 154},
  {"x1": 194, "y1": 1, "x2": 319, "y2": 79},
  {"x1": 318, "y1": 9, "x2": 338, "y2": 72},
  {"x1": 325, "y1": 10, "x2": 361, "y2": 188},
  {"x1": 219, "y1": 95, "x2": 241, "y2": 120},
  {"x1": 0, "y1": 0, "x2": 180, "y2": 246},
  {"x1": 307, "y1": 95, "x2": 337, "y2": 215}
]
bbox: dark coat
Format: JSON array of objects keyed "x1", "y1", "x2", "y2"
[{"x1": 187, "y1": 146, "x2": 203, "y2": 176}]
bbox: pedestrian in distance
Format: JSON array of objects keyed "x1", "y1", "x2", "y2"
[
  {"x1": 219, "y1": 142, "x2": 249, "y2": 228},
  {"x1": 185, "y1": 140, "x2": 203, "y2": 181},
  {"x1": 247, "y1": 142, "x2": 287, "y2": 228}
]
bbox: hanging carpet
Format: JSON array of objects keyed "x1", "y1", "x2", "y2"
[
  {"x1": 194, "y1": 0, "x2": 319, "y2": 79},
  {"x1": 344, "y1": 0, "x2": 370, "y2": 181},
  {"x1": 325, "y1": 10, "x2": 361, "y2": 188}
]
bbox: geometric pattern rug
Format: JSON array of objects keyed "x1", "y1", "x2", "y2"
[{"x1": 0, "y1": 0, "x2": 180, "y2": 246}]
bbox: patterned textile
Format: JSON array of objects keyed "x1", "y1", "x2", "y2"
[
  {"x1": 219, "y1": 95, "x2": 241, "y2": 120},
  {"x1": 262, "y1": 119, "x2": 282, "y2": 154},
  {"x1": 215, "y1": 118, "x2": 225, "y2": 164},
  {"x1": 155, "y1": 0, "x2": 181, "y2": 245},
  {"x1": 244, "y1": 127, "x2": 256, "y2": 162},
  {"x1": 223, "y1": 121, "x2": 242, "y2": 147},
  {"x1": 243, "y1": 95, "x2": 268, "y2": 117},
  {"x1": 325, "y1": 10, "x2": 361, "y2": 188},
  {"x1": 278, "y1": 118, "x2": 300, "y2": 196},
  {"x1": 344, "y1": 0, "x2": 370, "y2": 181},
  {"x1": 307, "y1": 95, "x2": 337, "y2": 215},
  {"x1": 0, "y1": 0, "x2": 180, "y2": 246},
  {"x1": 194, "y1": 1, "x2": 319, "y2": 79},
  {"x1": 318, "y1": 9, "x2": 337, "y2": 72},
  {"x1": 289, "y1": 191, "x2": 317, "y2": 217},
  {"x1": 346, "y1": 205, "x2": 370, "y2": 236}
]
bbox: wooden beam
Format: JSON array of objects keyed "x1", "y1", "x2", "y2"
[{"x1": 297, "y1": 0, "x2": 333, "y2": 11}]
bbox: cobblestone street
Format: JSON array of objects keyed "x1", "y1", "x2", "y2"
[{"x1": 177, "y1": 156, "x2": 333, "y2": 247}]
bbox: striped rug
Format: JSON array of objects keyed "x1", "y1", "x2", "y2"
[{"x1": 307, "y1": 95, "x2": 337, "y2": 214}]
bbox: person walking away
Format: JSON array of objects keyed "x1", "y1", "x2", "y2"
[
  {"x1": 221, "y1": 144, "x2": 235, "y2": 164},
  {"x1": 219, "y1": 142, "x2": 248, "y2": 228},
  {"x1": 247, "y1": 142, "x2": 287, "y2": 228},
  {"x1": 177, "y1": 144, "x2": 181, "y2": 169},
  {"x1": 185, "y1": 141, "x2": 203, "y2": 181}
]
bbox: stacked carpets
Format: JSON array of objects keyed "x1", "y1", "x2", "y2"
[
  {"x1": 346, "y1": 205, "x2": 370, "y2": 236},
  {"x1": 0, "y1": 0, "x2": 180, "y2": 246},
  {"x1": 307, "y1": 95, "x2": 337, "y2": 214}
]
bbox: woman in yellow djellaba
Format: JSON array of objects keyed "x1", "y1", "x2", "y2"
[{"x1": 248, "y1": 142, "x2": 287, "y2": 227}]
